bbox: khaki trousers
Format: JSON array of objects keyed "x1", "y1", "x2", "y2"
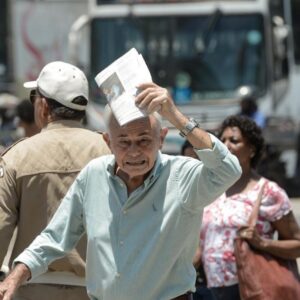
[{"x1": 14, "y1": 284, "x2": 90, "y2": 300}]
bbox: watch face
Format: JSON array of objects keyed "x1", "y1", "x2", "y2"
[
  {"x1": 180, "y1": 118, "x2": 199, "y2": 137},
  {"x1": 186, "y1": 121, "x2": 195, "y2": 131},
  {"x1": 186, "y1": 119, "x2": 197, "y2": 130}
]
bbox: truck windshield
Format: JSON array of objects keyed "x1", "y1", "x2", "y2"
[{"x1": 90, "y1": 14, "x2": 266, "y2": 104}]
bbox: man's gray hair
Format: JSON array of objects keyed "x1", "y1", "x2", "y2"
[{"x1": 103, "y1": 104, "x2": 162, "y2": 132}]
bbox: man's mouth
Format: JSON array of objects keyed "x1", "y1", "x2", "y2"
[{"x1": 126, "y1": 160, "x2": 146, "y2": 166}]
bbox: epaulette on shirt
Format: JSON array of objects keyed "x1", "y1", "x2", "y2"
[{"x1": 1, "y1": 138, "x2": 27, "y2": 156}]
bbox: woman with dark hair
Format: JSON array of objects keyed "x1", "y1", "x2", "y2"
[
  {"x1": 181, "y1": 139, "x2": 198, "y2": 159},
  {"x1": 200, "y1": 115, "x2": 300, "y2": 300}
]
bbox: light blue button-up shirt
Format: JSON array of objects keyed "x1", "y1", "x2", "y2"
[{"x1": 15, "y1": 134, "x2": 241, "y2": 300}]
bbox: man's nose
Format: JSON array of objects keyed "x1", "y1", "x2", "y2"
[{"x1": 128, "y1": 143, "x2": 141, "y2": 155}]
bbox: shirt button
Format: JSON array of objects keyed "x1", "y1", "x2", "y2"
[
  {"x1": 123, "y1": 210, "x2": 127, "y2": 215},
  {"x1": 116, "y1": 273, "x2": 121, "y2": 278},
  {"x1": 120, "y1": 241, "x2": 124, "y2": 246}
]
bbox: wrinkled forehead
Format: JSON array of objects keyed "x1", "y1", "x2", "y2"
[{"x1": 110, "y1": 116, "x2": 158, "y2": 137}]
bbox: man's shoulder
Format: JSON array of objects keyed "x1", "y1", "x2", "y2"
[
  {"x1": 1, "y1": 131, "x2": 50, "y2": 154},
  {"x1": 160, "y1": 152, "x2": 193, "y2": 163},
  {"x1": 48, "y1": 127, "x2": 107, "y2": 144},
  {"x1": 159, "y1": 152, "x2": 196, "y2": 169},
  {"x1": 87, "y1": 154, "x2": 114, "y2": 167},
  {"x1": 67, "y1": 127, "x2": 104, "y2": 135},
  {"x1": 0, "y1": 134, "x2": 50, "y2": 169},
  {"x1": 78, "y1": 129, "x2": 106, "y2": 140},
  {"x1": 80, "y1": 154, "x2": 113, "y2": 175},
  {"x1": 1, "y1": 137, "x2": 28, "y2": 156}
]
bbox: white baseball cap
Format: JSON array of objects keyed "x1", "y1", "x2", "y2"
[{"x1": 23, "y1": 61, "x2": 88, "y2": 111}]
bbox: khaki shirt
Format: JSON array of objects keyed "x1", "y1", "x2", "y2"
[{"x1": 0, "y1": 120, "x2": 110, "y2": 278}]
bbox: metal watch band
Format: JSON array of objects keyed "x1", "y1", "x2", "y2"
[{"x1": 179, "y1": 118, "x2": 200, "y2": 137}]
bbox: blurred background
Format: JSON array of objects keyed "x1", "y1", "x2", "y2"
[{"x1": 1, "y1": 0, "x2": 300, "y2": 195}]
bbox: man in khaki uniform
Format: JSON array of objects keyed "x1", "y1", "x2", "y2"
[{"x1": 0, "y1": 61, "x2": 110, "y2": 300}]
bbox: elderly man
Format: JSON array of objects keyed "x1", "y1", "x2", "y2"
[{"x1": 0, "y1": 82, "x2": 241, "y2": 300}]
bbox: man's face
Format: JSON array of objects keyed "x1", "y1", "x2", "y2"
[{"x1": 104, "y1": 115, "x2": 167, "y2": 180}]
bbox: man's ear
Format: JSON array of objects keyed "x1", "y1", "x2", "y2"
[
  {"x1": 159, "y1": 127, "x2": 168, "y2": 150},
  {"x1": 41, "y1": 98, "x2": 50, "y2": 119},
  {"x1": 103, "y1": 132, "x2": 111, "y2": 149}
]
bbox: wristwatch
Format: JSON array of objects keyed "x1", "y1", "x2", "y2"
[{"x1": 179, "y1": 118, "x2": 200, "y2": 137}]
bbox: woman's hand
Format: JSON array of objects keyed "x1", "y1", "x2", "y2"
[{"x1": 238, "y1": 227, "x2": 267, "y2": 250}]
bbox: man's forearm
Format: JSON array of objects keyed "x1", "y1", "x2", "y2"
[
  {"x1": 0, "y1": 263, "x2": 31, "y2": 300},
  {"x1": 166, "y1": 108, "x2": 213, "y2": 150},
  {"x1": 6, "y1": 263, "x2": 31, "y2": 284}
]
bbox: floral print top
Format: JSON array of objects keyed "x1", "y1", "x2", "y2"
[{"x1": 200, "y1": 178, "x2": 291, "y2": 288}]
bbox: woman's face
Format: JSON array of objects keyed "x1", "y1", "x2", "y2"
[{"x1": 220, "y1": 126, "x2": 255, "y2": 168}]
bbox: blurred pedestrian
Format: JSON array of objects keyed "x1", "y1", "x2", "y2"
[
  {"x1": 0, "y1": 92, "x2": 19, "y2": 151},
  {"x1": 0, "y1": 61, "x2": 110, "y2": 300},
  {"x1": 16, "y1": 99, "x2": 40, "y2": 137},
  {"x1": 200, "y1": 115, "x2": 300, "y2": 300},
  {"x1": 0, "y1": 82, "x2": 241, "y2": 300},
  {"x1": 239, "y1": 95, "x2": 266, "y2": 128}
]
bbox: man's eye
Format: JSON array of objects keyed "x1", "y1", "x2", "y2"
[
  {"x1": 139, "y1": 139, "x2": 151, "y2": 146},
  {"x1": 119, "y1": 141, "x2": 130, "y2": 146}
]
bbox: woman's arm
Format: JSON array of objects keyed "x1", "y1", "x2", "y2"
[
  {"x1": 193, "y1": 244, "x2": 202, "y2": 269},
  {"x1": 240, "y1": 211, "x2": 300, "y2": 259}
]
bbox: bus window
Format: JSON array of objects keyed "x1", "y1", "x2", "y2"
[{"x1": 90, "y1": 14, "x2": 267, "y2": 105}]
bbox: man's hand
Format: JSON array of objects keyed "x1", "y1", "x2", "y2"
[
  {"x1": 135, "y1": 83, "x2": 177, "y2": 119},
  {"x1": 136, "y1": 82, "x2": 213, "y2": 150},
  {"x1": 0, "y1": 263, "x2": 31, "y2": 300},
  {"x1": 0, "y1": 279, "x2": 15, "y2": 300}
]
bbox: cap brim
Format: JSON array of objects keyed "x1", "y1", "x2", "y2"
[{"x1": 23, "y1": 81, "x2": 38, "y2": 89}]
